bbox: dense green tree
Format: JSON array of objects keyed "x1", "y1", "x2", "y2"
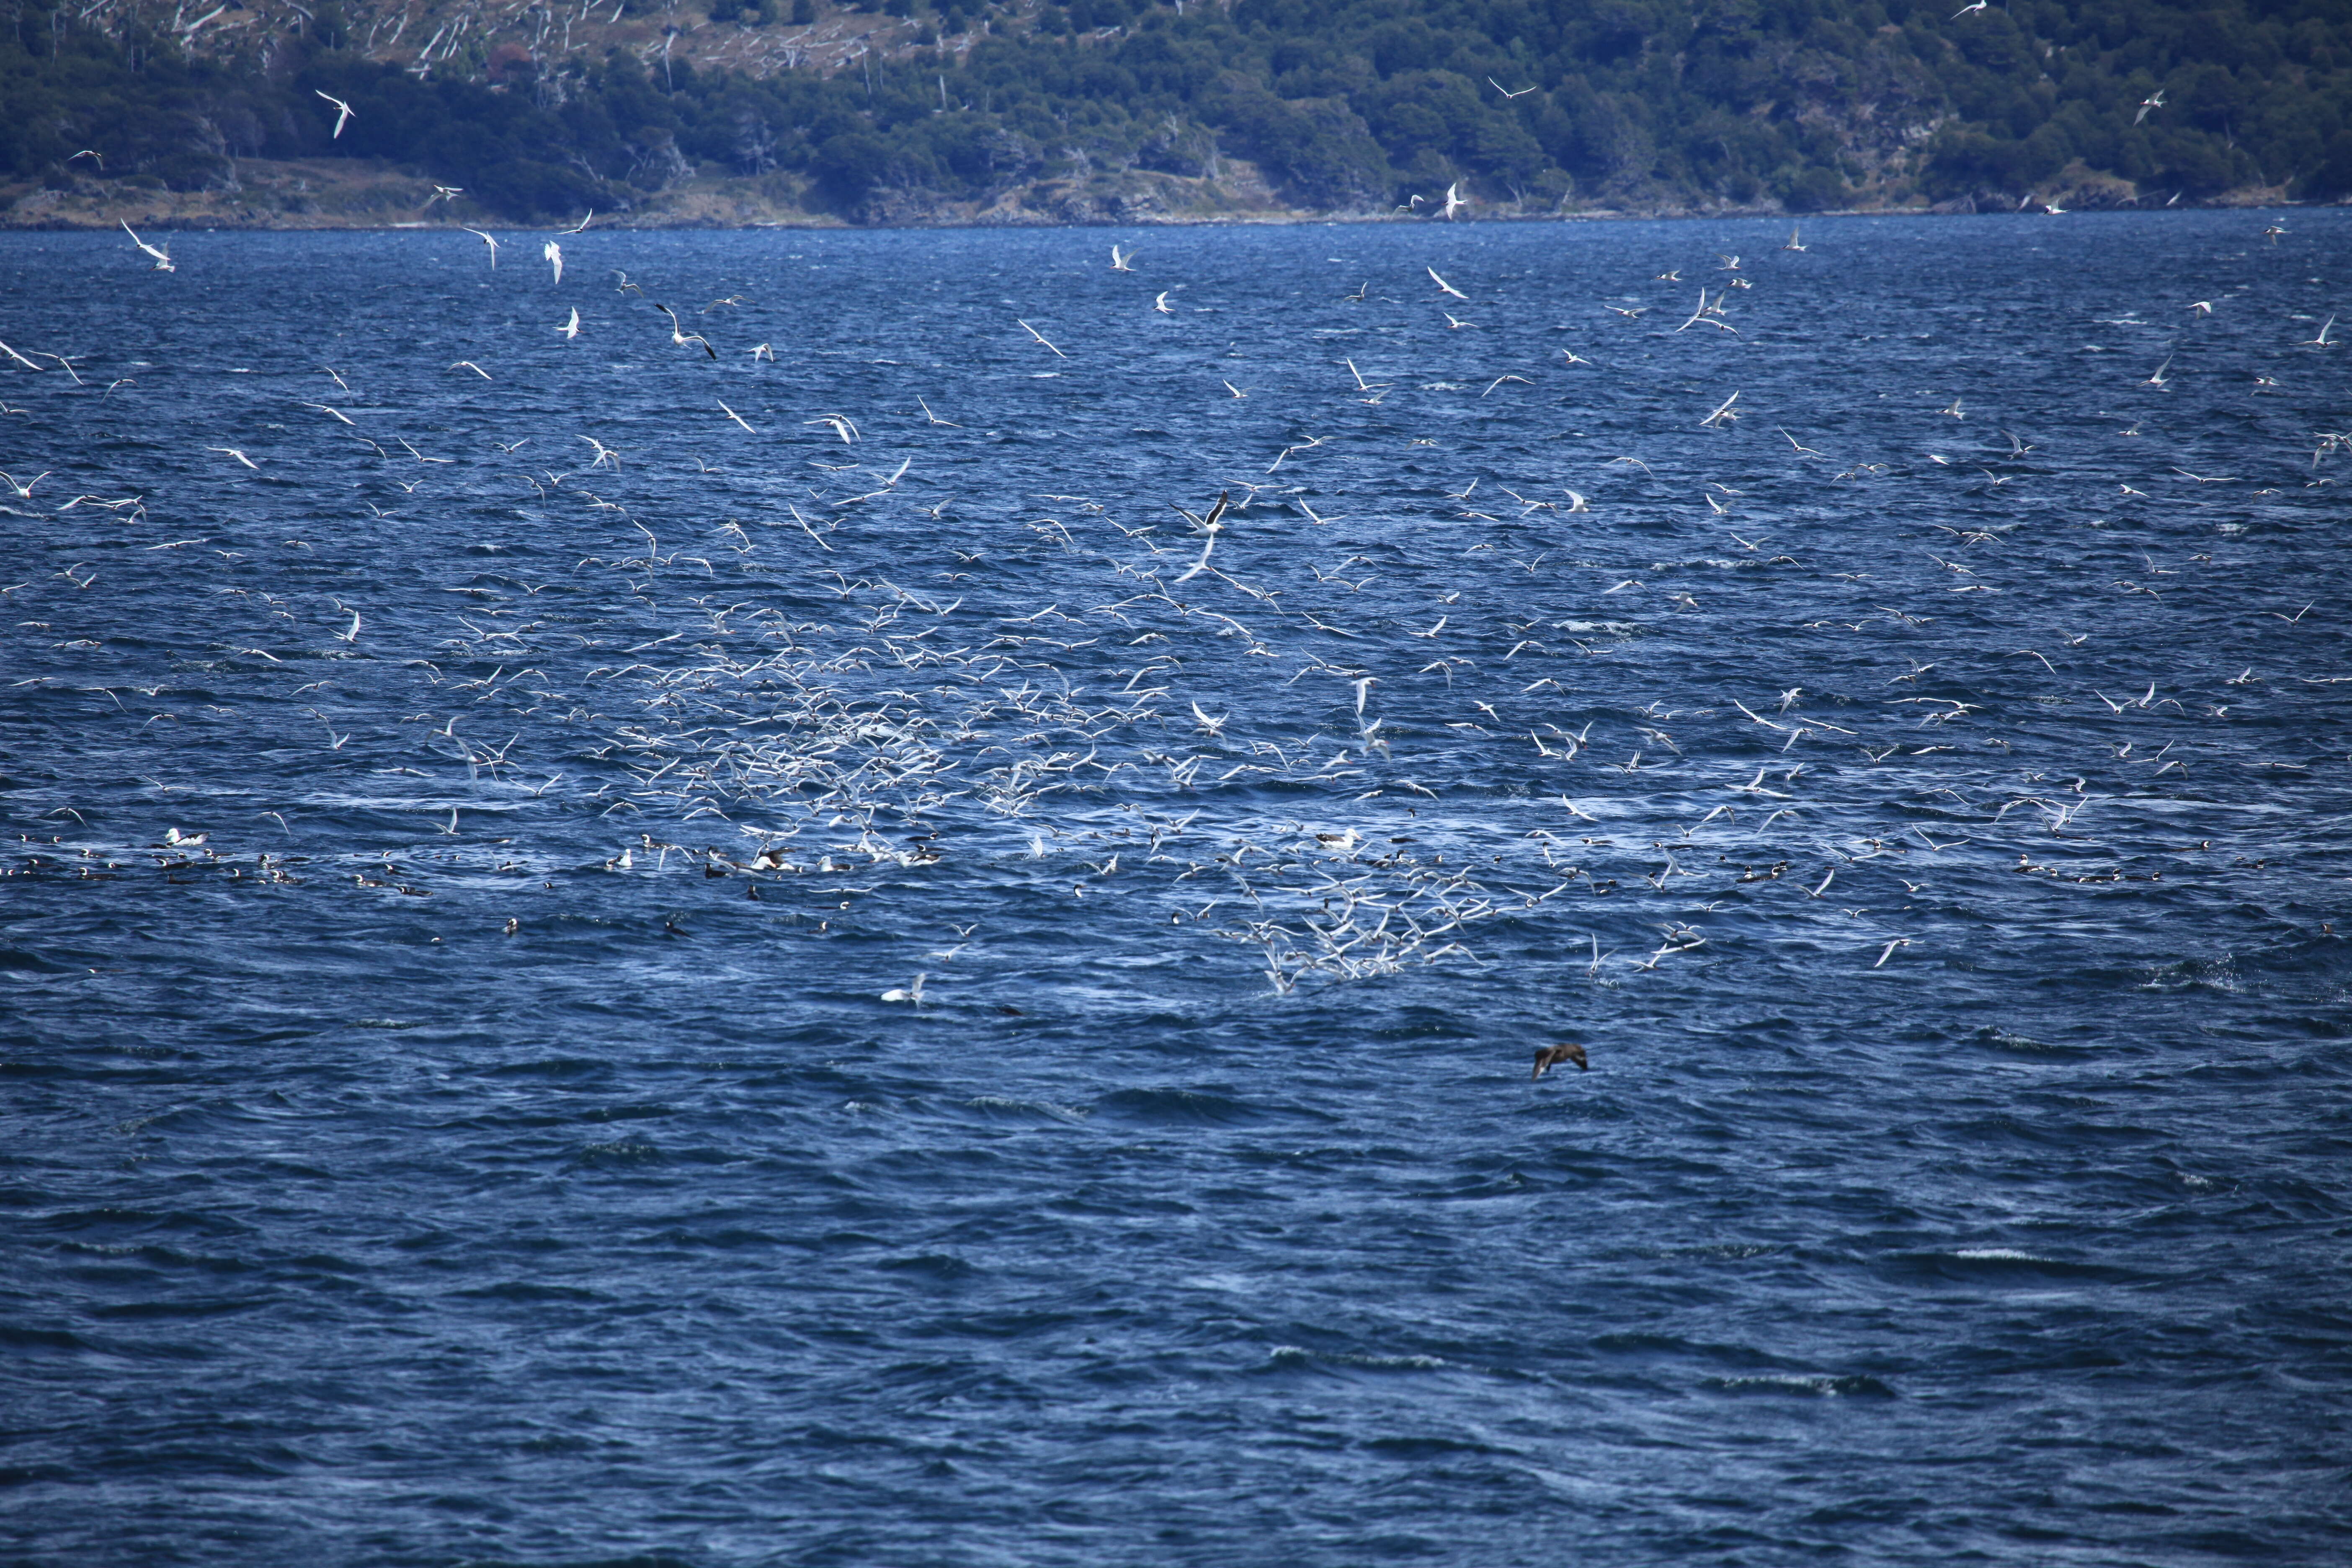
[{"x1": 5, "y1": 0, "x2": 2350, "y2": 218}]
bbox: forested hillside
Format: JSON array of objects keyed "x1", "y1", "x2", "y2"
[{"x1": 5, "y1": 0, "x2": 2351, "y2": 222}]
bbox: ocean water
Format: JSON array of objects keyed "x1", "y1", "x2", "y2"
[{"x1": 2, "y1": 211, "x2": 2348, "y2": 1565}]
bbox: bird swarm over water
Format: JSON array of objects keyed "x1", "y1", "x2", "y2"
[{"x1": 4, "y1": 218, "x2": 2344, "y2": 1081}]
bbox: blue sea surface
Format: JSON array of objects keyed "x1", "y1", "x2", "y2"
[{"x1": 2, "y1": 211, "x2": 2349, "y2": 1565}]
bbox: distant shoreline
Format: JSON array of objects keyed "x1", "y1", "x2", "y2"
[
  {"x1": 1, "y1": 201, "x2": 2312, "y2": 233},
  {"x1": 1, "y1": 160, "x2": 2311, "y2": 235}
]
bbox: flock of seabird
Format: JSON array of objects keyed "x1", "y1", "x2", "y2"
[{"x1": 1, "y1": 207, "x2": 2339, "y2": 1085}]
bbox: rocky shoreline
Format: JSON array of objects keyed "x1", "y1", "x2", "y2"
[{"x1": 0, "y1": 155, "x2": 2308, "y2": 233}]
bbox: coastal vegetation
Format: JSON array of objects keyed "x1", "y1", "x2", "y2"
[{"x1": 5, "y1": 0, "x2": 2351, "y2": 221}]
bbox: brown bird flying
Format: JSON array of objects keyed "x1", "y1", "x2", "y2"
[{"x1": 1533, "y1": 1042, "x2": 1589, "y2": 1078}]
